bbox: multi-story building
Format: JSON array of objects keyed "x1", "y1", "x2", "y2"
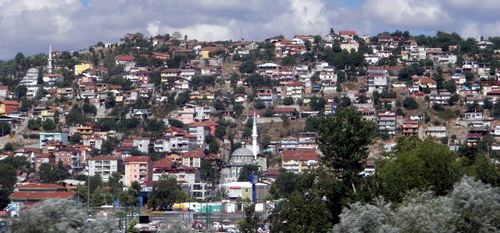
[
  {"x1": 367, "y1": 73, "x2": 389, "y2": 93},
  {"x1": 124, "y1": 156, "x2": 153, "y2": 186},
  {"x1": 181, "y1": 148, "x2": 205, "y2": 168},
  {"x1": 402, "y1": 120, "x2": 419, "y2": 136},
  {"x1": 297, "y1": 132, "x2": 318, "y2": 150},
  {"x1": 88, "y1": 156, "x2": 121, "y2": 182},
  {"x1": 281, "y1": 149, "x2": 319, "y2": 173},
  {"x1": 377, "y1": 112, "x2": 397, "y2": 135},
  {"x1": 255, "y1": 89, "x2": 278, "y2": 104}
]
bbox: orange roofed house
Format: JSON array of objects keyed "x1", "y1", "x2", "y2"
[
  {"x1": 281, "y1": 149, "x2": 319, "y2": 173},
  {"x1": 124, "y1": 156, "x2": 153, "y2": 186},
  {"x1": 10, "y1": 183, "x2": 82, "y2": 207},
  {"x1": 0, "y1": 100, "x2": 20, "y2": 115}
]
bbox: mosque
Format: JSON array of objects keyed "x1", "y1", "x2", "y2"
[{"x1": 221, "y1": 113, "x2": 266, "y2": 183}]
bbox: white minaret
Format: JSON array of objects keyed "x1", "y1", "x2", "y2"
[
  {"x1": 47, "y1": 45, "x2": 53, "y2": 73},
  {"x1": 252, "y1": 111, "x2": 258, "y2": 159}
]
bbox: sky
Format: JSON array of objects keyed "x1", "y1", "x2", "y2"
[{"x1": 0, "y1": 0, "x2": 499, "y2": 60}]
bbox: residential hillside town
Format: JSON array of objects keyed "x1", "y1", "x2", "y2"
[{"x1": 0, "y1": 29, "x2": 499, "y2": 232}]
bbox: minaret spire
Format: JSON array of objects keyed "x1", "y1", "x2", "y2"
[
  {"x1": 47, "y1": 45, "x2": 53, "y2": 74},
  {"x1": 252, "y1": 111, "x2": 258, "y2": 159}
]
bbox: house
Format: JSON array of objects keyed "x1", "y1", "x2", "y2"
[
  {"x1": 152, "y1": 52, "x2": 171, "y2": 60},
  {"x1": 230, "y1": 41, "x2": 258, "y2": 55},
  {"x1": 42, "y1": 73, "x2": 64, "y2": 86},
  {"x1": 88, "y1": 156, "x2": 121, "y2": 182},
  {"x1": 220, "y1": 182, "x2": 269, "y2": 201},
  {"x1": 283, "y1": 82, "x2": 304, "y2": 100},
  {"x1": 416, "y1": 78, "x2": 437, "y2": 90},
  {"x1": 0, "y1": 100, "x2": 21, "y2": 115},
  {"x1": 0, "y1": 86, "x2": 9, "y2": 100},
  {"x1": 273, "y1": 107, "x2": 297, "y2": 117},
  {"x1": 430, "y1": 90, "x2": 452, "y2": 105},
  {"x1": 129, "y1": 109, "x2": 151, "y2": 120},
  {"x1": 164, "y1": 128, "x2": 198, "y2": 153},
  {"x1": 402, "y1": 120, "x2": 419, "y2": 136},
  {"x1": 298, "y1": 132, "x2": 318, "y2": 150},
  {"x1": 34, "y1": 153, "x2": 55, "y2": 171},
  {"x1": 39, "y1": 132, "x2": 68, "y2": 148},
  {"x1": 74, "y1": 63, "x2": 93, "y2": 75},
  {"x1": 464, "y1": 111, "x2": 484, "y2": 120},
  {"x1": 281, "y1": 149, "x2": 319, "y2": 173},
  {"x1": 132, "y1": 137, "x2": 151, "y2": 154},
  {"x1": 339, "y1": 31, "x2": 357, "y2": 40},
  {"x1": 189, "y1": 121, "x2": 218, "y2": 145},
  {"x1": 181, "y1": 148, "x2": 205, "y2": 168},
  {"x1": 340, "y1": 40, "x2": 359, "y2": 52},
  {"x1": 234, "y1": 94, "x2": 247, "y2": 103},
  {"x1": 367, "y1": 73, "x2": 389, "y2": 93},
  {"x1": 255, "y1": 89, "x2": 278, "y2": 104},
  {"x1": 425, "y1": 126, "x2": 447, "y2": 138},
  {"x1": 115, "y1": 55, "x2": 136, "y2": 71},
  {"x1": 10, "y1": 190, "x2": 82, "y2": 206},
  {"x1": 378, "y1": 112, "x2": 397, "y2": 135},
  {"x1": 124, "y1": 156, "x2": 153, "y2": 186},
  {"x1": 199, "y1": 47, "x2": 228, "y2": 59}
]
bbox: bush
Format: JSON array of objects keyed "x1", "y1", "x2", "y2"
[
  {"x1": 283, "y1": 97, "x2": 294, "y2": 106},
  {"x1": 403, "y1": 97, "x2": 419, "y2": 110}
]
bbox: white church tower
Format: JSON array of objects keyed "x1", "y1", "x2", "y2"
[
  {"x1": 47, "y1": 45, "x2": 53, "y2": 74},
  {"x1": 252, "y1": 112, "x2": 258, "y2": 159}
]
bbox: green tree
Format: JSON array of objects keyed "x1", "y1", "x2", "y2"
[
  {"x1": 309, "y1": 96, "x2": 327, "y2": 111},
  {"x1": 38, "y1": 162, "x2": 70, "y2": 183},
  {"x1": 318, "y1": 107, "x2": 376, "y2": 182},
  {"x1": 238, "y1": 204, "x2": 260, "y2": 233},
  {"x1": 0, "y1": 156, "x2": 28, "y2": 170},
  {"x1": 42, "y1": 118, "x2": 56, "y2": 131},
  {"x1": 269, "y1": 171, "x2": 300, "y2": 199},
  {"x1": 239, "y1": 61, "x2": 257, "y2": 74},
  {"x1": 0, "y1": 121, "x2": 11, "y2": 136},
  {"x1": 253, "y1": 99, "x2": 266, "y2": 110},
  {"x1": 283, "y1": 97, "x2": 294, "y2": 105},
  {"x1": 443, "y1": 80, "x2": 457, "y2": 93},
  {"x1": 270, "y1": 191, "x2": 332, "y2": 233},
  {"x1": 199, "y1": 159, "x2": 218, "y2": 182},
  {"x1": 69, "y1": 132, "x2": 82, "y2": 144},
  {"x1": 148, "y1": 175, "x2": 187, "y2": 210},
  {"x1": 0, "y1": 163, "x2": 16, "y2": 209},
  {"x1": 238, "y1": 165, "x2": 259, "y2": 182},
  {"x1": 403, "y1": 97, "x2": 419, "y2": 110},
  {"x1": 378, "y1": 137, "x2": 462, "y2": 201}
]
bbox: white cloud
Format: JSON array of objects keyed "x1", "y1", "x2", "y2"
[{"x1": 363, "y1": 0, "x2": 452, "y2": 28}]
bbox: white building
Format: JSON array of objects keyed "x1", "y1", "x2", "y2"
[{"x1": 88, "y1": 156, "x2": 120, "y2": 182}]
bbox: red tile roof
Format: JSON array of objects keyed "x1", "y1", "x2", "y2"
[
  {"x1": 153, "y1": 158, "x2": 174, "y2": 168},
  {"x1": 115, "y1": 55, "x2": 135, "y2": 62},
  {"x1": 182, "y1": 148, "x2": 205, "y2": 158},
  {"x1": 190, "y1": 120, "x2": 219, "y2": 127},
  {"x1": 10, "y1": 191, "x2": 78, "y2": 200},
  {"x1": 17, "y1": 183, "x2": 66, "y2": 190},
  {"x1": 124, "y1": 156, "x2": 152, "y2": 163},
  {"x1": 282, "y1": 150, "x2": 318, "y2": 161},
  {"x1": 339, "y1": 31, "x2": 357, "y2": 36},
  {"x1": 230, "y1": 41, "x2": 254, "y2": 47},
  {"x1": 273, "y1": 107, "x2": 297, "y2": 112}
]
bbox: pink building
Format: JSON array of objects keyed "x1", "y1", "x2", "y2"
[{"x1": 124, "y1": 156, "x2": 153, "y2": 186}]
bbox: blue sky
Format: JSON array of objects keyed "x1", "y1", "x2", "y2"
[{"x1": 0, "y1": 0, "x2": 499, "y2": 59}]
